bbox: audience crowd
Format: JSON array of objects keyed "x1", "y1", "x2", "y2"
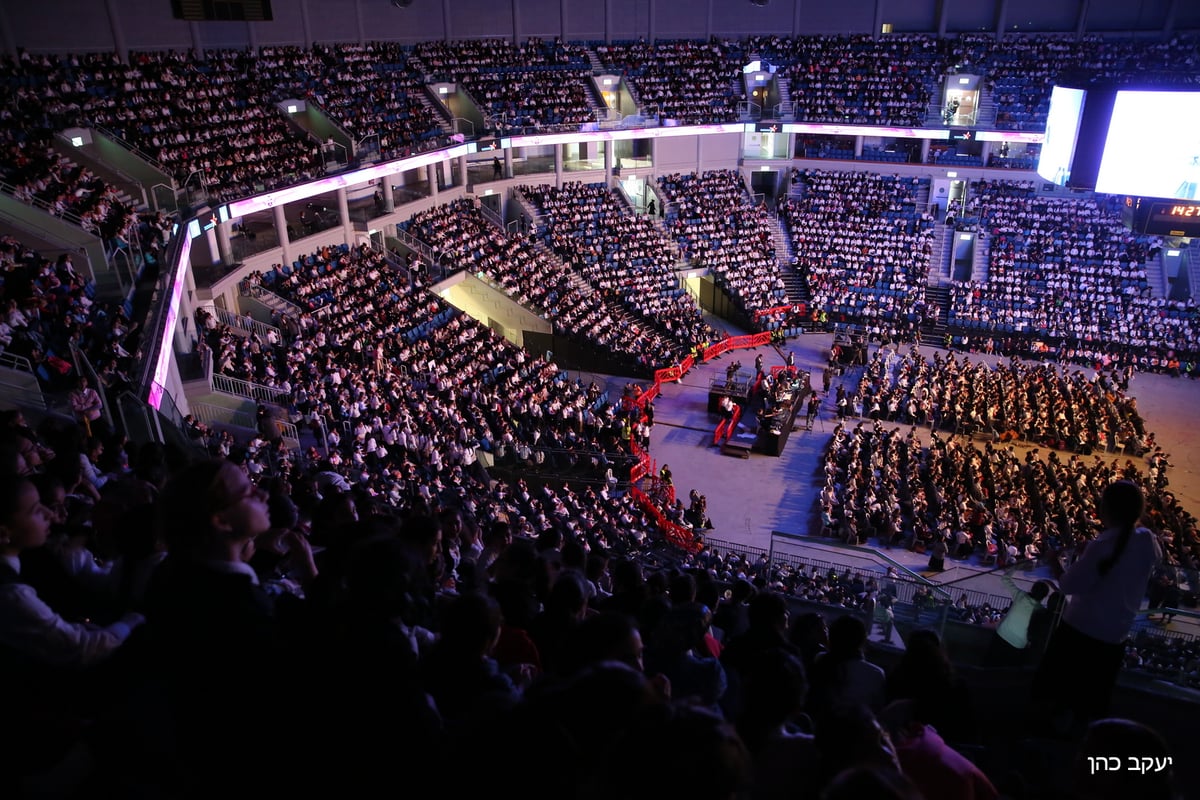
[
  {"x1": 656, "y1": 170, "x2": 788, "y2": 324},
  {"x1": 253, "y1": 42, "x2": 444, "y2": 161},
  {"x1": 782, "y1": 169, "x2": 936, "y2": 339},
  {"x1": 747, "y1": 33, "x2": 946, "y2": 126},
  {"x1": 948, "y1": 179, "x2": 1200, "y2": 360},
  {"x1": 3, "y1": 31, "x2": 1200, "y2": 797},
  {"x1": 854, "y1": 347, "x2": 1153, "y2": 457},
  {"x1": 818, "y1": 411, "x2": 1197, "y2": 578},
  {"x1": 416, "y1": 38, "x2": 596, "y2": 131},
  {"x1": 594, "y1": 39, "x2": 743, "y2": 124},
  {"x1": 403, "y1": 197, "x2": 681, "y2": 370},
  {"x1": 520, "y1": 181, "x2": 719, "y2": 352}
]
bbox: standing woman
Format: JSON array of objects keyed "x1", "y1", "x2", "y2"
[{"x1": 1031, "y1": 480, "x2": 1161, "y2": 730}]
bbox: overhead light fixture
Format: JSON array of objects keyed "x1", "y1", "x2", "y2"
[{"x1": 70, "y1": 136, "x2": 84, "y2": 147}]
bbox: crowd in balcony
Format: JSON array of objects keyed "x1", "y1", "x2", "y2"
[
  {"x1": 947, "y1": 179, "x2": 1200, "y2": 359},
  {"x1": 747, "y1": 33, "x2": 947, "y2": 126},
  {"x1": 782, "y1": 169, "x2": 936, "y2": 338},
  {"x1": 415, "y1": 38, "x2": 595, "y2": 131},
  {"x1": 594, "y1": 39, "x2": 743, "y2": 124},
  {"x1": 520, "y1": 181, "x2": 718, "y2": 352},
  {"x1": 254, "y1": 43, "x2": 444, "y2": 161},
  {"x1": 947, "y1": 33, "x2": 1200, "y2": 131},
  {"x1": 0, "y1": 234, "x2": 138, "y2": 394},
  {"x1": 404, "y1": 198, "x2": 680, "y2": 370},
  {"x1": 59, "y1": 49, "x2": 322, "y2": 202},
  {"x1": 656, "y1": 170, "x2": 787, "y2": 324},
  {"x1": 239, "y1": 243, "x2": 654, "y2": 498}
]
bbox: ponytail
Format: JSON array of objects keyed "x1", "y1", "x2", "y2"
[{"x1": 1096, "y1": 480, "x2": 1144, "y2": 577}]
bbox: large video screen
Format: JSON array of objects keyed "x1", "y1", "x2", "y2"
[
  {"x1": 1095, "y1": 90, "x2": 1200, "y2": 199},
  {"x1": 1037, "y1": 86, "x2": 1086, "y2": 186}
]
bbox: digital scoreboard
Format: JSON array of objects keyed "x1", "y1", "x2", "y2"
[{"x1": 1125, "y1": 197, "x2": 1200, "y2": 237}]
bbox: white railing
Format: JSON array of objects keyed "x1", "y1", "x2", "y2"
[
  {"x1": 210, "y1": 371, "x2": 292, "y2": 405},
  {"x1": 737, "y1": 101, "x2": 762, "y2": 119},
  {"x1": 240, "y1": 281, "x2": 304, "y2": 317},
  {"x1": 478, "y1": 200, "x2": 505, "y2": 230},
  {"x1": 391, "y1": 226, "x2": 439, "y2": 265},
  {"x1": 452, "y1": 118, "x2": 476, "y2": 137},
  {"x1": 213, "y1": 306, "x2": 283, "y2": 342},
  {"x1": 0, "y1": 351, "x2": 45, "y2": 411},
  {"x1": 190, "y1": 400, "x2": 300, "y2": 444}
]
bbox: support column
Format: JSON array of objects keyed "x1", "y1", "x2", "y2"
[
  {"x1": 993, "y1": 0, "x2": 1009, "y2": 40},
  {"x1": 216, "y1": 221, "x2": 233, "y2": 267},
  {"x1": 274, "y1": 204, "x2": 292, "y2": 266},
  {"x1": 981, "y1": 141, "x2": 992, "y2": 166},
  {"x1": 555, "y1": 146, "x2": 564, "y2": 188},
  {"x1": 337, "y1": 187, "x2": 352, "y2": 242},
  {"x1": 920, "y1": 139, "x2": 931, "y2": 164},
  {"x1": 458, "y1": 154, "x2": 469, "y2": 187},
  {"x1": 382, "y1": 181, "x2": 395, "y2": 212},
  {"x1": 428, "y1": 164, "x2": 440, "y2": 197},
  {"x1": 504, "y1": 148, "x2": 514, "y2": 179},
  {"x1": 0, "y1": 1, "x2": 15, "y2": 58},
  {"x1": 1162, "y1": 0, "x2": 1178, "y2": 39},
  {"x1": 854, "y1": 136, "x2": 864, "y2": 158},
  {"x1": 300, "y1": 0, "x2": 313, "y2": 48},
  {"x1": 605, "y1": 144, "x2": 615, "y2": 182},
  {"x1": 189, "y1": 21, "x2": 203, "y2": 55},
  {"x1": 104, "y1": 0, "x2": 128, "y2": 62}
]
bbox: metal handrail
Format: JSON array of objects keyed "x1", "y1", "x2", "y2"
[
  {"x1": 452, "y1": 117, "x2": 476, "y2": 137},
  {"x1": 240, "y1": 281, "x2": 304, "y2": 318},
  {"x1": 737, "y1": 100, "x2": 762, "y2": 118},
  {"x1": 321, "y1": 140, "x2": 349, "y2": 171},
  {"x1": 213, "y1": 306, "x2": 284, "y2": 342},
  {"x1": 108, "y1": 246, "x2": 138, "y2": 295},
  {"x1": 189, "y1": 401, "x2": 258, "y2": 430},
  {"x1": 0, "y1": 351, "x2": 34, "y2": 373},
  {"x1": 478, "y1": 199, "x2": 504, "y2": 230},
  {"x1": 188, "y1": 400, "x2": 300, "y2": 444},
  {"x1": 210, "y1": 371, "x2": 292, "y2": 405},
  {"x1": 150, "y1": 182, "x2": 180, "y2": 214},
  {"x1": 355, "y1": 134, "x2": 381, "y2": 162},
  {"x1": 91, "y1": 124, "x2": 172, "y2": 174},
  {"x1": 69, "y1": 344, "x2": 114, "y2": 433},
  {"x1": 183, "y1": 169, "x2": 209, "y2": 207},
  {"x1": 0, "y1": 179, "x2": 90, "y2": 227},
  {"x1": 390, "y1": 226, "x2": 439, "y2": 266}
]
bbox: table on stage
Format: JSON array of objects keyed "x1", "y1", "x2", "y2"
[{"x1": 755, "y1": 370, "x2": 811, "y2": 457}]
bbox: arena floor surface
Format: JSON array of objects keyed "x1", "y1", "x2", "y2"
[{"x1": 610, "y1": 330, "x2": 1200, "y2": 626}]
